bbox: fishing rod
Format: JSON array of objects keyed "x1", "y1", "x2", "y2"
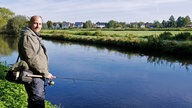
[{"x1": 26, "y1": 74, "x2": 102, "y2": 85}]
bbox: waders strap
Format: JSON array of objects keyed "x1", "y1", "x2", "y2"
[{"x1": 16, "y1": 55, "x2": 20, "y2": 63}]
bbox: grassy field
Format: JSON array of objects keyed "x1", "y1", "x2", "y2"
[
  {"x1": 41, "y1": 29, "x2": 192, "y2": 37},
  {"x1": 41, "y1": 29, "x2": 192, "y2": 58},
  {"x1": 101, "y1": 31, "x2": 192, "y2": 36}
]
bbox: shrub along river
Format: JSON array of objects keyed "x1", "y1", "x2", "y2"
[{"x1": 1, "y1": 35, "x2": 192, "y2": 108}]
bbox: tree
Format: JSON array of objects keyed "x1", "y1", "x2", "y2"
[
  {"x1": 106, "y1": 20, "x2": 120, "y2": 28},
  {"x1": 176, "y1": 16, "x2": 185, "y2": 27},
  {"x1": 46, "y1": 20, "x2": 53, "y2": 29},
  {"x1": 83, "y1": 20, "x2": 93, "y2": 28},
  {"x1": 0, "y1": 7, "x2": 14, "y2": 30},
  {"x1": 153, "y1": 21, "x2": 162, "y2": 28},
  {"x1": 161, "y1": 20, "x2": 168, "y2": 28},
  {"x1": 184, "y1": 16, "x2": 191, "y2": 26},
  {"x1": 167, "y1": 15, "x2": 176, "y2": 28},
  {"x1": 119, "y1": 22, "x2": 127, "y2": 28},
  {"x1": 58, "y1": 22, "x2": 62, "y2": 28},
  {"x1": 42, "y1": 23, "x2": 48, "y2": 29},
  {"x1": 6, "y1": 15, "x2": 28, "y2": 35},
  {"x1": 130, "y1": 22, "x2": 138, "y2": 28},
  {"x1": 137, "y1": 22, "x2": 145, "y2": 28}
]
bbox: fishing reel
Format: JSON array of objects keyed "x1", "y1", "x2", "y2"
[{"x1": 48, "y1": 80, "x2": 55, "y2": 86}]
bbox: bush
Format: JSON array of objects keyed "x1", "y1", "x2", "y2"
[
  {"x1": 0, "y1": 62, "x2": 56, "y2": 108},
  {"x1": 174, "y1": 32, "x2": 192, "y2": 40},
  {"x1": 159, "y1": 31, "x2": 173, "y2": 40},
  {"x1": 93, "y1": 30, "x2": 103, "y2": 36},
  {"x1": 75, "y1": 31, "x2": 93, "y2": 36},
  {"x1": 0, "y1": 80, "x2": 28, "y2": 108},
  {"x1": 147, "y1": 35, "x2": 163, "y2": 50},
  {"x1": 6, "y1": 15, "x2": 28, "y2": 35},
  {"x1": 0, "y1": 61, "x2": 8, "y2": 79}
]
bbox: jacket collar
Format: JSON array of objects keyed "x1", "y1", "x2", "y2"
[{"x1": 25, "y1": 27, "x2": 40, "y2": 37}]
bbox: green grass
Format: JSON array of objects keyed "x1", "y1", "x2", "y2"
[
  {"x1": 41, "y1": 29, "x2": 192, "y2": 37},
  {"x1": 41, "y1": 29, "x2": 192, "y2": 58},
  {"x1": 0, "y1": 61, "x2": 57, "y2": 108},
  {"x1": 101, "y1": 31, "x2": 192, "y2": 37}
]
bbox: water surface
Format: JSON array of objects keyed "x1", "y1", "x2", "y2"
[{"x1": 1, "y1": 36, "x2": 192, "y2": 108}]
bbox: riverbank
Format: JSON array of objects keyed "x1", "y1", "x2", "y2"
[
  {"x1": 41, "y1": 30, "x2": 192, "y2": 59},
  {"x1": 0, "y1": 61, "x2": 57, "y2": 108}
]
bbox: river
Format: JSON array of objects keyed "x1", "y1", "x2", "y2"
[{"x1": 1, "y1": 35, "x2": 192, "y2": 108}]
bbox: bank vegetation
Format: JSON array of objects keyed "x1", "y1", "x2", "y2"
[
  {"x1": 41, "y1": 29, "x2": 192, "y2": 58},
  {"x1": 0, "y1": 61, "x2": 56, "y2": 108}
]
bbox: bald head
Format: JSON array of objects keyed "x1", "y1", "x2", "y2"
[
  {"x1": 30, "y1": 16, "x2": 42, "y2": 22},
  {"x1": 29, "y1": 16, "x2": 43, "y2": 33}
]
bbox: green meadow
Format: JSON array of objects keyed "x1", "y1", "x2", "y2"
[
  {"x1": 41, "y1": 29, "x2": 192, "y2": 37},
  {"x1": 40, "y1": 29, "x2": 192, "y2": 58}
]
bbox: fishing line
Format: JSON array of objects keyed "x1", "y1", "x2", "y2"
[{"x1": 55, "y1": 76, "x2": 103, "y2": 83}]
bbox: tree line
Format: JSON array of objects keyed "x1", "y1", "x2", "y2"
[
  {"x1": 0, "y1": 7, "x2": 192, "y2": 35},
  {"x1": 45, "y1": 15, "x2": 191, "y2": 29}
]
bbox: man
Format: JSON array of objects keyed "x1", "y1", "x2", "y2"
[{"x1": 18, "y1": 15, "x2": 54, "y2": 108}]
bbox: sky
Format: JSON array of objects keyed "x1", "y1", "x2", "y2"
[{"x1": 1, "y1": 0, "x2": 192, "y2": 23}]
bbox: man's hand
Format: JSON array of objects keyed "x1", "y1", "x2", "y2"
[{"x1": 47, "y1": 73, "x2": 56, "y2": 80}]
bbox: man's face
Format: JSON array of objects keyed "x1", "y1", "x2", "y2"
[{"x1": 30, "y1": 16, "x2": 42, "y2": 33}]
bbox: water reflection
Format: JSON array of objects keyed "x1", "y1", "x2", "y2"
[
  {"x1": 2, "y1": 36, "x2": 192, "y2": 108},
  {"x1": 147, "y1": 56, "x2": 192, "y2": 71},
  {"x1": 1, "y1": 35, "x2": 192, "y2": 71},
  {"x1": 45, "y1": 39, "x2": 192, "y2": 71},
  {"x1": 45, "y1": 40, "x2": 192, "y2": 108},
  {"x1": 0, "y1": 35, "x2": 18, "y2": 56}
]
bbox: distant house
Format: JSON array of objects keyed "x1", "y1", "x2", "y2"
[
  {"x1": 62, "y1": 21, "x2": 71, "y2": 29},
  {"x1": 53, "y1": 23, "x2": 60, "y2": 29},
  {"x1": 145, "y1": 22, "x2": 154, "y2": 28},
  {"x1": 140, "y1": 24, "x2": 145, "y2": 28},
  {"x1": 95, "y1": 22, "x2": 106, "y2": 28},
  {"x1": 70, "y1": 23, "x2": 75, "y2": 28},
  {"x1": 74, "y1": 22, "x2": 84, "y2": 28},
  {"x1": 186, "y1": 23, "x2": 192, "y2": 28}
]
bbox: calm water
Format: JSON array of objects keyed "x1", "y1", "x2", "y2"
[{"x1": 1, "y1": 36, "x2": 192, "y2": 108}]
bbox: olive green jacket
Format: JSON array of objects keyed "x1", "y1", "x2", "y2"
[{"x1": 18, "y1": 27, "x2": 49, "y2": 77}]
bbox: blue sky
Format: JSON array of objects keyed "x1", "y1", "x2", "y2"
[{"x1": 1, "y1": 0, "x2": 192, "y2": 23}]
